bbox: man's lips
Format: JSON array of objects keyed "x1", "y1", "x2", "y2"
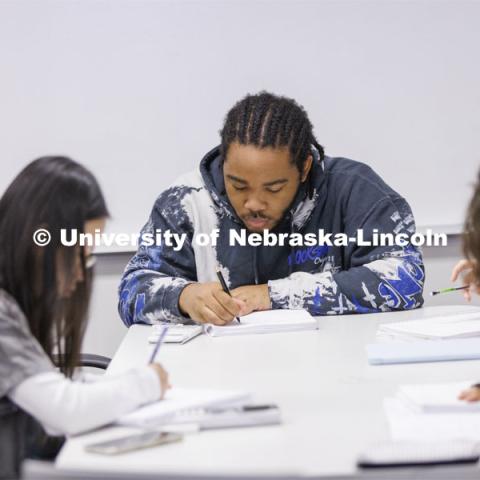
[{"x1": 244, "y1": 215, "x2": 271, "y2": 229}]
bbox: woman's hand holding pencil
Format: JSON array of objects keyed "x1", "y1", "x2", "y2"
[
  {"x1": 449, "y1": 259, "x2": 480, "y2": 302},
  {"x1": 149, "y1": 363, "x2": 171, "y2": 399}
]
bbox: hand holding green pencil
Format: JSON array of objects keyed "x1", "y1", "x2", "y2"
[
  {"x1": 431, "y1": 259, "x2": 480, "y2": 301},
  {"x1": 430, "y1": 285, "x2": 469, "y2": 296}
]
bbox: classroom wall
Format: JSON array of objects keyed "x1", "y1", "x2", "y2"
[
  {"x1": 83, "y1": 238, "x2": 480, "y2": 359},
  {"x1": 1, "y1": 0, "x2": 480, "y2": 237}
]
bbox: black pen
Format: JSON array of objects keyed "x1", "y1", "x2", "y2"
[{"x1": 216, "y1": 269, "x2": 241, "y2": 324}]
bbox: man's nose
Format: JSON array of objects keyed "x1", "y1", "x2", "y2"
[{"x1": 244, "y1": 195, "x2": 267, "y2": 212}]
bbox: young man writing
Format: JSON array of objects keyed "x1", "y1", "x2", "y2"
[{"x1": 119, "y1": 92, "x2": 424, "y2": 326}]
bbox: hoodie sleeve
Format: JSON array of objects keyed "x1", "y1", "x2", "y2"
[
  {"x1": 118, "y1": 186, "x2": 198, "y2": 326},
  {"x1": 268, "y1": 196, "x2": 425, "y2": 315}
]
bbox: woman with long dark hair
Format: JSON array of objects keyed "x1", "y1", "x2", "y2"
[
  {"x1": 0, "y1": 157, "x2": 169, "y2": 464},
  {"x1": 452, "y1": 171, "x2": 480, "y2": 401}
]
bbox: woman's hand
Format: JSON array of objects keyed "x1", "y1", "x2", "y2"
[
  {"x1": 450, "y1": 259, "x2": 480, "y2": 302},
  {"x1": 149, "y1": 363, "x2": 171, "y2": 399}
]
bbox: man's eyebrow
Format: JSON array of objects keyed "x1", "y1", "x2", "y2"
[
  {"x1": 226, "y1": 175, "x2": 289, "y2": 187},
  {"x1": 263, "y1": 179, "x2": 288, "y2": 187},
  {"x1": 226, "y1": 174, "x2": 247, "y2": 184}
]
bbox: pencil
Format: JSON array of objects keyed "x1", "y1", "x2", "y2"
[
  {"x1": 430, "y1": 285, "x2": 469, "y2": 296},
  {"x1": 148, "y1": 325, "x2": 169, "y2": 363}
]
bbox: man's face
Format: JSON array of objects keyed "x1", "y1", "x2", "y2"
[{"x1": 223, "y1": 142, "x2": 312, "y2": 232}]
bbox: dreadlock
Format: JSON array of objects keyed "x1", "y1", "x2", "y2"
[{"x1": 220, "y1": 91, "x2": 325, "y2": 172}]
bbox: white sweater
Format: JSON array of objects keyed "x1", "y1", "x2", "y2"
[{"x1": 8, "y1": 367, "x2": 161, "y2": 436}]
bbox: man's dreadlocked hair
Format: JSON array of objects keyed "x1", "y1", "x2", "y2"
[{"x1": 220, "y1": 91, "x2": 325, "y2": 172}]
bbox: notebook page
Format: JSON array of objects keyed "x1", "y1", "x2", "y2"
[{"x1": 204, "y1": 309, "x2": 317, "y2": 336}]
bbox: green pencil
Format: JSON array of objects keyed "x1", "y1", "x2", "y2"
[{"x1": 430, "y1": 285, "x2": 469, "y2": 296}]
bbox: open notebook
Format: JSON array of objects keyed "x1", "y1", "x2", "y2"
[
  {"x1": 118, "y1": 387, "x2": 251, "y2": 428},
  {"x1": 378, "y1": 312, "x2": 480, "y2": 340},
  {"x1": 203, "y1": 309, "x2": 318, "y2": 337}
]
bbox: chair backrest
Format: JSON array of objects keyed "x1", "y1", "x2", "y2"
[{"x1": 0, "y1": 398, "x2": 26, "y2": 480}]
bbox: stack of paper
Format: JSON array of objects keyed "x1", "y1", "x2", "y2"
[
  {"x1": 118, "y1": 387, "x2": 251, "y2": 428},
  {"x1": 378, "y1": 312, "x2": 480, "y2": 340},
  {"x1": 204, "y1": 309, "x2": 318, "y2": 337},
  {"x1": 149, "y1": 324, "x2": 203, "y2": 344}
]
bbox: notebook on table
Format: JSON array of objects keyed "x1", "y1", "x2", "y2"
[
  {"x1": 366, "y1": 338, "x2": 480, "y2": 365},
  {"x1": 378, "y1": 312, "x2": 480, "y2": 340},
  {"x1": 397, "y1": 381, "x2": 480, "y2": 413},
  {"x1": 203, "y1": 309, "x2": 318, "y2": 337},
  {"x1": 164, "y1": 403, "x2": 282, "y2": 431},
  {"x1": 149, "y1": 324, "x2": 203, "y2": 344},
  {"x1": 118, "y1": 387, "x2": 251, "y2": 427}
]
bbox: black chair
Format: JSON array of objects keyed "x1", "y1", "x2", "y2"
[
  {"x1": 0, "y1": 354, "x2": 111, "y2": 480},
  {"x1": 52, "y1": 354, "x2": 111, "y2": 371},
  {"x1": 0, "y1": 398, "x2": 27, "y2": 480}
]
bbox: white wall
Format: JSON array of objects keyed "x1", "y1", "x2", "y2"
[
  {"x1": 1, "y1": 0, "x2": 479, "y2": 238},
  {"x1": 83, "y1": 239, "x2": 480, "y2": 358}
]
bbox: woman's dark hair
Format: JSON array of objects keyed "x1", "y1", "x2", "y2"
[
  {"x1": 463, "y1": 170, "x2": 480, "y2": 282},
  {"x1": 220, "y1": 91, "x2": 325, "y2": 172},
  {"x1": 0, "y1": 156, "x2": 109, "y2": 377}
]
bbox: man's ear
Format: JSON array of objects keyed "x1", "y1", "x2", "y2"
[{"x1": 300, "y1": 155, "x2": 313, "y2": 182}]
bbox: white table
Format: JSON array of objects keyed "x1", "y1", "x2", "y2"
[{"x1": 55, "y1": 306, "x2": 480, "y2": 479}]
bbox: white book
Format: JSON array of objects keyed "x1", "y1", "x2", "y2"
[
  {"x1": 203, "y1": 309, "x2": 318, "y2": 337},
  {"x1": 378, "y1": 312, "x2": 480, "y2": 340},
  {"x1": 397, "y1": 381, "x2": 480, "y2": 413},
  {"x1": 117, "y1": 387, "x2": 251, "y2": 427},
  {"x1": 149, "y1": 324, "x2": 203, "y2": 344}
]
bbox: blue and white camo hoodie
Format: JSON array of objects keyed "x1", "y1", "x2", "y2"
[{"x1": 118, "y1": 146, "x2": 424, "y2": 326}]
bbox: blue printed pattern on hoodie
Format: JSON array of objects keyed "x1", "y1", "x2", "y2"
[{"x1": 118, "y1": 147, "x2": 424, "y2": 325}]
